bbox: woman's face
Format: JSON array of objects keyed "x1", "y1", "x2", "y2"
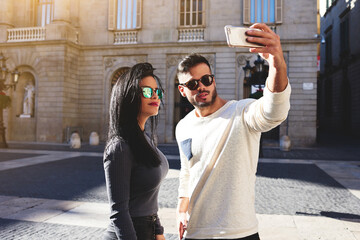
[{"x1": 138, "y1": 76, "x2": 161, "y2": 122}]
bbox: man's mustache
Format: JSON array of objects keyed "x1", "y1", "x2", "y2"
[{"x1": 196, "y1": 90, "x2": 210, "y2": 97}]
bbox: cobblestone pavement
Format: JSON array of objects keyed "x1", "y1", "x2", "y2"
[{"x1": 0, "y1": 143, "x2": 359, "y2": 240}]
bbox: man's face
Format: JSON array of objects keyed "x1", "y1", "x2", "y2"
[{"x1": 178, "y1": 63, "x2": 217, "y2": 108}]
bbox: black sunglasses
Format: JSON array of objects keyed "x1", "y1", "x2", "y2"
[
  {"x1": 179, "y1": 74, "x2": 214, "y2": 90},
  {"x1": 141, "y1": 87, "x2": 163, "y2": 99}
]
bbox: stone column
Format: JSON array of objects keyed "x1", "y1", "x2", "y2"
[
  {"x1": 47, "y1": 0, "x2": 78, "y2": 42},
  {"x1": 0, "y1": 0, "x2": 13, "y2": 42},
  {"x1": 53, "y1": 0, "x2": 71, "y2": 24},
  {"x1": 0, "y1": 0, "x2": 13, "y2": 26}
]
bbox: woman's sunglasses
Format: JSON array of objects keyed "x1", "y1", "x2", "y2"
[
  {"x1": 179, "y1": 74, "x2": 214, "y2": 90},
  {"x1": 141, "y1": 87, "x2": 163, "y2": 99}
]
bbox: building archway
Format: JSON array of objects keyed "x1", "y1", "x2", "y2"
[
  {"x1": 100, "y1": 66, "x2": 131, "y2": 140},
  {"x1": 110, "y1": 67, "x2": 130, "y2": 89},
  {"x1": 173, "y1": 76, "x2": 194, "y2": 138}
]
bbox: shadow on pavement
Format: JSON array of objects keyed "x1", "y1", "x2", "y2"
[
  {"x1": 0, "y1": 156, "x2": 107, "y2": 203},
  {"x1": 320, "y1": 211, "x2": 360, "y2": 222},
  {"x1": 256, "y1": 162, "x2": 343, "y2": 188},
  {"x1": 296, "y1": 211, "x2": 360, "y2": 222}
]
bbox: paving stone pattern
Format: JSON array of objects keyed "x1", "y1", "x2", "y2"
[
  {"x1": 255, "y1": 163, "x2": 360, "y2": 218},
  {"x1": 1, "y1": 155, "x2": 358, "y2": 219},
  {"x1": 0, "y1": 146, "x2": 359, "y2": 239},
  {"x1": 0, "y1": 218, "x2": 105, "y2": 240},
  {"x1": 0, "y1": 217, "x2": 178, "y2": 240}
]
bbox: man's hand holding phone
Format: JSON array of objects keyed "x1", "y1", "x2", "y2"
[
  {"x1": 225, "y1": 23, "x2": 288, "y2": 92},
  {"x1": 224, "y1": 25, "x2": 263, "y2": 48},
  {"x1": 245, "y1": 23, "x2": 286, "y2": 75}
]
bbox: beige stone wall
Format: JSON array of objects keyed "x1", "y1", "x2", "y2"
[
  {"x1": 0, "y1": 0, "x2": 319, "y2": 147},
  {"x1": 284, "y1": 43, "x2": 318, "y2": 146}
]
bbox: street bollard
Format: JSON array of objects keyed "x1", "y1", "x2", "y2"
[
  {"x1": 89, "y1": 131, "x2": 99, "y2": 146},
  {"x1": 70, "y1": 132, "x2": 81, "y2": 149},
  {"x1": 280, "y1": 135, "x2": 291, "y2": 151}
]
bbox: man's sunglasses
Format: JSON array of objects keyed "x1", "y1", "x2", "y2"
[
  {"x1": 141, "y1": 87, "x2": 163, "y2": 99},
  {"x1": 179, "y1": 74, "x2": 214, "y2": 90}
]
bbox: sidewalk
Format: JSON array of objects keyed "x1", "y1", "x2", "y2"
[{"x1": 0, "y1": 141, "x2": 359, "y2": 239}]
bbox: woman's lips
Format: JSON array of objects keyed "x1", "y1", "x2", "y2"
[{"x1": 149, "y1": 102, "x2": 159, "y2": 106}]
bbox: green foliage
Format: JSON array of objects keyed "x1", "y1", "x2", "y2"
[{"x1": 0, "y1": 94, "x2": 11, "y2": 109}]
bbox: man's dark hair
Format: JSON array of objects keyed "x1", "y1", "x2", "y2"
[
  {"x1": 106, "y1": 62, "x2": 163, "y2": 167},
  {"x1": 177, "y1": 53, "x2": 211, "y2": 75}
]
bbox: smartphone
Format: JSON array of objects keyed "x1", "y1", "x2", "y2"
[{"x1": 224, "y1": 25, "x2": 263, "y2": 48}]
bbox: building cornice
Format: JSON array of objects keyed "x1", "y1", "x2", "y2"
[{"x1": 0, "y1": 38, "x2": 319, "y2": 51}]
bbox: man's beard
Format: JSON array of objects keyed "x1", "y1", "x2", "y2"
[{"x1": 189, "y1": 88, "x2": 217, "y2": 108}]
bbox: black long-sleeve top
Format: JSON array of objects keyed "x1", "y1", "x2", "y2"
[{"x1": 103, "y1": 137, "x2": 169, "y2": 239}]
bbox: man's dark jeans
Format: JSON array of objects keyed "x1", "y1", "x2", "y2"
[{"x1": 186, "y1": 232, "x2": 260, "y2": 240}]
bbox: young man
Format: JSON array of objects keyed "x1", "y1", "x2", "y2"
[{"x1": 175, "y1": 23, "x2": 291, "y2": 240}]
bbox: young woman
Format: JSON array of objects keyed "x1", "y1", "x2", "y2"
[{"x1": 103, "y1": 63, "x2": 169, "y2": 240}]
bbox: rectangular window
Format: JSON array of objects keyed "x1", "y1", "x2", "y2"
[
  {"x1": 179, "y1": 0, "x2": 205, "y2": 27},
  {"x1": 325, "y1": 32, "x2": 332, "y2": 67},
  {"x1": 116, "y1": 0, "x2": 141, "y2": 30},
  {"x1": 244, "y1": 0, "x2": 282, "y2": 25},
  {"x1": 340, "y1": 17, "x2": 349, "y2": 55},
  {"x1": 36, "y1": 0, "x2": 53, "y2": 27}
]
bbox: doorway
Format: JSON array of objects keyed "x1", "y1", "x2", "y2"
[{"x1": 173, "y1": 77, "x2": 194, "y2": 138}]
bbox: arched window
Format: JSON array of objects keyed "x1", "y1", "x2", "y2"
[{"x1": 111, "y1": 67, "x2": 130, "y2": 89}]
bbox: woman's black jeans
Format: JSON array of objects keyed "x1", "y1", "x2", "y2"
[{"x1": 103, "y1": 214, "x2": 158, "y2": 240}]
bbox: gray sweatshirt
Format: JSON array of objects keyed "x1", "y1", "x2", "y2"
[{"x1": 104, "y1": 137, "x2": 169, "y2": 239}]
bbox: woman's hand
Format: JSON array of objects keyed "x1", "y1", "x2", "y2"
[{"x1": 156, "y1": 234, "x2": 166, "y2": 240}]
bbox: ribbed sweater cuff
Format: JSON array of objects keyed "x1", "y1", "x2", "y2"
[{"x1": 263, "y1": 79, "x2": 291, "y2": 103}]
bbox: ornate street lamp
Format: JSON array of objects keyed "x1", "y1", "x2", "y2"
[
  {"x1": 254, "y1": 54, "x2": 265, "y2": 73},
  {"x1": 0, "y1": 52, "x2": 20, "y2": 148},
  {"x1": 242, "y1": 60, "x2": 252, "y2": 83}
]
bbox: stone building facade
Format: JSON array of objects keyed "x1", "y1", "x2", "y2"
[
  {"x1": 0, "y1": 0, "x2": 318, "y2": 146},
  {"x1": 319, "y1": 0, "x2": 360, "y2": 138}
]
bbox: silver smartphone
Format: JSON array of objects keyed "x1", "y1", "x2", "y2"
[{"x1": 224, "y1": 25, "x2": 263, "y2": 48}]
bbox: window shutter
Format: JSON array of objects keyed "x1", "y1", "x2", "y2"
[
  {"x1": 275, "y1": 0, "x2": 282, "y2": 23},
  {"x1": 108, "y1": 0, "x2": 116, "y2": 30},
  {"x1": 243, "y1": 0, "x2": 250, "y2": 25},
  {"x1": 137, "y1": 0, "x2": 142, "y2": 28},
  {"x1": 27, "y1": 0, "x2": 36, "y2": 27}
]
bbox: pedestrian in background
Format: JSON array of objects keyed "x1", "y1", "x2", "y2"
[
  {"x1": 175, "y1": 23, "x2": 291, "y2": 240},
  {"x1": 103, "y1": 63, "x2": 169, "y2": 240}
]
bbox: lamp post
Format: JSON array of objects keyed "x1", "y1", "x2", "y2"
[
  {"x1": 243, "y1": 55, "x2": 267, "y2": 157},
  {"x1": 254, "y1": 54, "x2": 265, "y2": 73},
  {"x1": 0, "y1": 52, "x2": 20, "y2": 148},
  {"x1": 243, "y1": 55, "x2": 266, "y2": 94},
  {"x1": 243, "y1": 60, "x2": 252, "y2": 79},
  {"x1": 253, "y1": 55, "x2": 265, "y2": 91}
]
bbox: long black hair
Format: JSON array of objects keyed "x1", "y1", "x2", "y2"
[{"x1": 106, "y1": 63, "x2": 163, "y2": 167}]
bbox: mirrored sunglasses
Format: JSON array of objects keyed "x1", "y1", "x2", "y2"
[
  {"x1": 180, "y1": 74, "x2": 214, "y2": 90},
  {"x1": 141, "y1": 87, "x2": 163, "y2": 99}
]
